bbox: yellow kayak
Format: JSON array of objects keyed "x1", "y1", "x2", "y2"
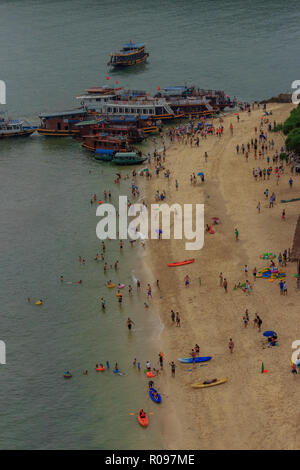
[
  {"x1": 191, "y1": 378, "x2": 227, "y2": 389},
  {"x1": 106, "y1": 283, "x2": 116, "y2": 288}
]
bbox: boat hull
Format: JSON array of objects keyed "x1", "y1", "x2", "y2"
[
  {"x1": 37, "y1": 128, "x2": 78, "y2": 137},
  {"x1": 0, "y1": 128, "x2": 36, "y2": 138}
]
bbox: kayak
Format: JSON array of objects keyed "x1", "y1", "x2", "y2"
[
  {"x1": 178, "y1": 356, "x2": 212, "y2": 364},
  {"x1": 167, "y1": 259, "x2": 195, "y2": 267},
  {"x1": 117, "y1": 284, "x2": 125, "y2": 288},
  {"x1": 191, "y1": 378, "x2": 227, "y2": 389},
  {"x1": 149, "y1": 388, "x2": 162, "y2": 404},
  {"x1": 146, "y1": 371, "x2": 156, "y2": 378},
  {"x1": 138, "y1": 410, "x2": 149, "y2": 427}
]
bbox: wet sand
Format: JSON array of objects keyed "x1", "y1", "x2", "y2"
[{"x1": 141, "y1": 102, "x2": 300, "y2": 450}]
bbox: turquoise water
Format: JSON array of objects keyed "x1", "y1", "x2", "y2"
[{"x1": 0, "y1": 0, "x2": 300, "y2": 450}]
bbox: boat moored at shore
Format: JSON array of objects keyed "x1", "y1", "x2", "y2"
[{"x1": 37, "y1": 109, "x2": 87, "y2": 136}]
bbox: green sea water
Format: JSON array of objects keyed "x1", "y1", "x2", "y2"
[{"x1": 0, "y1": 0, "x2": 299, "y2": 450}]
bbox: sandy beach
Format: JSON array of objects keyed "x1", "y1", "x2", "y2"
[{"x1": 140, "y1": 102, "x2": 300, "y2": 450}]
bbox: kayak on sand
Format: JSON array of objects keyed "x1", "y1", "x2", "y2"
[
  {"x1": 149, "y1": 388, "x2": 162, "y2": 404},
  {"x1": 138, "y1": 409, "x2": 149, "y2": 427},
  {"x1": 167, "y1": 259, "x2": 195, "y2": 267},
  {"x1": 191, "y1": 378, "x2": 227, "y2": 388},
  {"x1": 178, "y1": 356, "x2": 212, "y2": 364}
]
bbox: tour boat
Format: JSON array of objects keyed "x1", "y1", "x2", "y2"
[
  {"x1": 37, "y1": 109, "x2": 87, "y2": 136},
  {"x1": 0, "y1": 114, "x2": 37, "y2": 138},
  {"x1": 108, "y1": 42, "x2": 149, "y2": 68}
]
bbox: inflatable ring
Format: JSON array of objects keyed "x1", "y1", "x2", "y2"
[
  {"x1": 262, "y1": 270, "x2": 271, "y2": 278},
  {"x1": 146, "y1": 371, "x2": 156, "y2": 378},
  {"x1": 35, "y1": 301, "x2": 42, "y2": 305},
  {"x1": 107, "y1": 284, "x2": 115, "y2": 288},
  {"x1": 96, "y1": 368, "x2": 105, "y2": 372}
]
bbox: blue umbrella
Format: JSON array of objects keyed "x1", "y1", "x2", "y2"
[
  {"x1": 263, "y1": 331, "x2": 276, "y2": 337},
  {"x1": 197, "y1": 172, "x2": 204, "y2": 176}
]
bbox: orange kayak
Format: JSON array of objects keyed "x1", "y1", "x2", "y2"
[
  {"x1": 167, "y1": 259, "x2": 195, "y2": 267},
  {"x1": 138, "y1": 410, "x2": 149, "y2": 427}
]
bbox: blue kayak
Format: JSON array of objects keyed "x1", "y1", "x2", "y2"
[
  {"x1": 178, "y1": 356, "x2": 212, "y2": 364},
  {"x1": 149, "y1": 388, "x2": 162, "y2": 403}
]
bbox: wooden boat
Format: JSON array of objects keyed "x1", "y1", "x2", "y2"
[
  {"x1": 155, "y1": 86, "x2": 236, "y2": 117},
  {"x1": 37, "y1": 109, "x2": 87, "y2": 136},
  {"x1": 108, "y1": 42, "x2": 149, "y2": 67},
  {"x1": 0, "y1": 114, "x2": 37, "y2": 138}
]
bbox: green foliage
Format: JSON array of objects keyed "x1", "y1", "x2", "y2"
[
  {"x1": 279, "y1": 152, "x2": 288, "y2": 161},
  {"x1": 285, "y1": 128, "x2": 300, "y2": 154},
  {"x1": 272, "y1": 123, "x2": 283, "y2": 132},
  {"x1": 282, "y1": 104, "x2": 300, "y2": 135}
]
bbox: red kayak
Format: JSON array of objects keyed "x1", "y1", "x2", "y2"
[
  {"x1": 167, "y1": 259, "x2": 195, "y2": 267},
  {"x1": 138, "y1": 410, "x2": 149, "y2": 427}
]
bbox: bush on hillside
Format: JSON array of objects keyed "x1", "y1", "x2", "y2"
[
  {"x1": 285, "y1": 128, "x2": 300, "y2": 154},
  {"x1": 282, "y1": 104, "x2": 300, "y2": 135}
]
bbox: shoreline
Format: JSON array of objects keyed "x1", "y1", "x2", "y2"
[{"x1": 141, "y1": 102, "x2": 300, "y2": 449}]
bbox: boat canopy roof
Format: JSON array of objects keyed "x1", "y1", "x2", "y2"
[
  {"x1": 163, "y1": 86, "x2": 187, "y2": 92},
  {"x1": 95, "y1": 148, "x2": 114, "y2": 155},
  {"x1": 115, "y1": 152, "x2": 136, "y2": 157},
  {"x1": 123, "y1": 42, "x2": 144, "y2": 49},
  {"x1": 75, "y1": 120, "x2": 98, "y2": 127},
  {"x1": 39, "y1": 109, "x2": 86, "y2": 119}
]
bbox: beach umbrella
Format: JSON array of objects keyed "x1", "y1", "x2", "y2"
[
  {"x1": 263, "y1": 331, "x2": 277, "y2": 337},
  {"x1": 197, "y1": 172, "x2": 204, "y2": 176}
]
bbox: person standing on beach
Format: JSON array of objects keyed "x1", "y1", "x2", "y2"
[
  {"x1": 279, "y1": 280, "x2": 284, "y2": 295},
  {"x1": 184, "y1": 275, "x2": 190, "y2": 287},
  {"x1": 228, "y1": 338, "x2": 234, "y2": 353},
  {"x1": 159, "y1": 353, "x2": 164, "y2": 370},
  {"x1": 219, "y1": 272, "x2": 223, "y2": 287},
  {"x1": 176, "y1": 312, "x2": 181, "y2": 327},
  {"x1": 223, "y1": 278, "x2": 228, "y2": 293},
  {"x1": 257, "y1": 201, "x2": 261, "y2": 213},
  {"x1": 243, "y1": 310, "x2": 249, "y2": 328},
  {"x1": 170, "y1": 361, "x2": 176, "y2": 377},
  {"x1": 257, "y1": 315, "x2": 262, "y2": 332},
  {"x1": 235, "y1": 228, "x2": 239, "y2": 241},
  {"x1": 171, "y1": 310, "x2": 175, "y2": 323}
]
